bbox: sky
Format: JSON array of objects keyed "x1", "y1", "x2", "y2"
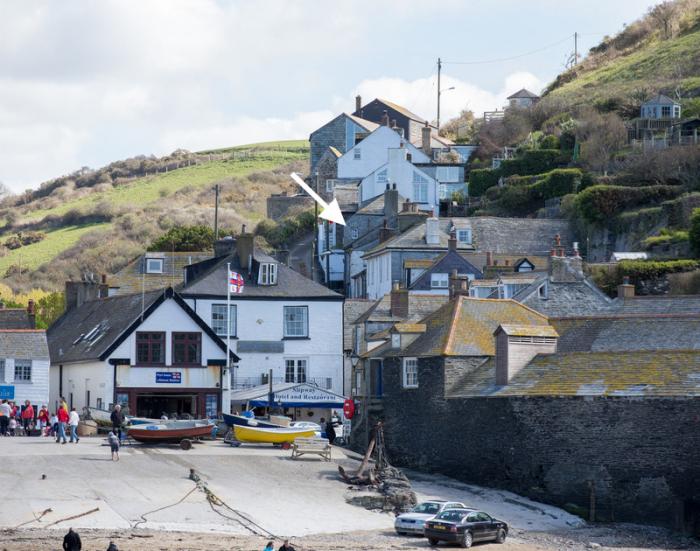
[{"x1": 0, "y1": 0, "x2": 656, "y2": 192}]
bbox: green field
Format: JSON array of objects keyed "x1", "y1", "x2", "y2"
[
  {"x1": 196, "y1": 139, "x2": 309, "y2": 155},
  {"x1": 23, "y1": 147, "x2": 308, "y2": 222},
  {"x1": 0, "y1": 223, "x2": 111, "y2": 275}
]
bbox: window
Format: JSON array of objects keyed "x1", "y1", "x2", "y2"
[
  {"x1": 136, "y1": 332, "x2": 165, "y2": 365},
  {"x1": 325, "y1": 179, "x2": 334, "y2": 193},
  {"x1": 354, "y1": 327, "x2": 361, "y2": 354},
  {"x1": 145, "y1": 258, "x2": 163, "y2": 274},
  {"x1": 456, "y1": 229, "x2": 472, "y2": 244},
  {"x1": 211, "y1": 304, "x2": 237, "y2": 337},
  {"x1": 172, "y1": 332, "x2": 202, "y2": 365},
  {"x1": 14, "y1": 360, "x2": 32, "y2": 382},
  {"x1": 116, "y1": 393, "x2": 129, "y2": 408},
  {"x1": 259, "y1": 263, "x2": 278, "y2": 285},
  {"x1": 436, "y1": 166, "x2": 459, "y2": 182},
  {"x1": 0, "y1": 359, "x2": 4, "y2": 383},
  {"x1": 412, "y1": 171, "x2": 428, "y2": 203},
  {"x1": 431, "y1": 273, "x2": 449, "y2": 288},
  {"x1": 351, "y1": 227, "x2": 359, "y2": 240},
  {"x1": 355, "y1": 370, "x2": 362, "y2": 395},
  {"x1": 661, "y1": 106, "x2": 671, "y2": 117},
  {"x1": 538, "y1": 283, "x2": 548, "y2": 299},
  {"x1": 402, "y1": 358, "x2": 418, "y2": 388},
  {"x1": 376, "y1": 168, "x2": 387, "y2": 184},
  {"x1": 205, "y1": 394, "x2": 218, "y2": 418},
  {"x1": 285, "y1": 358, "x2": 307, "y2": 383},
  {"x1": 674, "y1": 106, "x2": 681, "y2": 117},
  {"x1": 391, "y1": 333, "x2": 401, "y2": 348},
  {"x1": 354, "y1": 148, "x2": 361, "y2": 160},
  {"x1": 284, "y1": 306, "x2": 308, "y2": 337}
]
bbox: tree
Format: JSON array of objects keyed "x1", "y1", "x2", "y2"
[
  {"x1": 576, "y1": 109, "x2": 627, "y2": 175},
  {"x1": 689, "y1": 208, "x2": 700, "y2": 258},
  {"x1": 648, "y1": 1, "x2": 678, "y2": 39},
  {"x1": 440, "y1": 109, "x2": 477, "y2": 142},
  {"x1": 36, "y1": 292, "x2": 65, "y2": 329},
  {"x1": 148, "y1": 225, "x2": 215, "y2": 252}
]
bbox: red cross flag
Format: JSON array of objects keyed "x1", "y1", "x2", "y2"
[{"x1": 229, "y1": 271, "x2": 245, "y2": 294}]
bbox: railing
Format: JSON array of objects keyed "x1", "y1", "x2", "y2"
[
  {"x1": 232, "y1": 376, "x2": 333, "y2": 390},
  {"x1": 631, "y1": 133, "x2": 700, "y2": 150}
]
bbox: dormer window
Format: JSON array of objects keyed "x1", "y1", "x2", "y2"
[
  {"x1": 145, "y1": 258, "x2": 163, "y2": 274},
  {"x1": 259, "y1": 263, "x2": 278, "y2": 285},
  {"x1": 391, "y1": 333, "x2": 401, "y2": 348},
  {"x1": 456, "y1": 229, "x2": 472, "y2": 244}
]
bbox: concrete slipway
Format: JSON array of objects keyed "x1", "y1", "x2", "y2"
[{"x1": 0, "y1": 437, "x2": 581, "y2": 537}]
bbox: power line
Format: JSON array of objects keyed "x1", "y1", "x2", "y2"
[{"x1": 443, "y1": 34, "x2": 574, "y2": 66}]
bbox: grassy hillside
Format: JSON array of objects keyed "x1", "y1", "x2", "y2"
[
  {"x1": 0, "y1": 140, "x2": 309, "y2": 292},
  {"x1": 544, "y1": 1, "x2": 700, "y2": 113}
]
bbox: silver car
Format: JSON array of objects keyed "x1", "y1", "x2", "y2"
[{"x1": 394, "y1": 500, "x2": 467, "y2": 535}]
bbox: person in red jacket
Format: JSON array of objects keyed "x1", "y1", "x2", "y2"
[
  {"x1": 37, "y1": 405, "x2": 49, "y2": 436},
  {"x1": 56, "y1": 406, "x2": 69, "y2": 444},
  {"x1": 21, "y1": 400, "x2": 34, "y2": 437}
]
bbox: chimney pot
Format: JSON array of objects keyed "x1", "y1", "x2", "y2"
[
  {"x1": 486, "y1": 251, "x2": 493, "y2": 267},
  {"x1": 448, "y1": 229, "x2": 457, "y2": 251},
  {"x1": 381, "y1": 110, "x2": 390, "y2": 126},
  {"x1": 101, "y1": 274, "x2": 107, "y2": 284},
  {"x1": 390, "y1": 283, "x2": 409, "y2": 318},
  {"x1": 421, "y1": 123, "x2": 432, "y2": 157},
  {"x1": 355, "y1": 94, "x2": 362, "y2": 113}
]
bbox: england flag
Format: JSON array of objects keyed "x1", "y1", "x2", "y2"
[{"x1": 229, "y1": 271, "x2": 245, "y2": 294}]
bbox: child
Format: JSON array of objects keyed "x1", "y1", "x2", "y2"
[
  {"x1": 8, "y1": 417, "x2": 17, "y2": 436},
  {"x1": 50, "y1": 412, "x2": 58, "y2": 438},
  {"x1": 108, "y1": 430, "x2": 120, "y2": 461}
]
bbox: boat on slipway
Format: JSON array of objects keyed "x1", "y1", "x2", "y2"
[
  {"x1": 233, "y1": 424, "x2": 315, "y2": 444},
  {"x1": 222, "y1": 412, "x2": 283, "y2": 429},
  {"x1": 127, "y1": 420, "x2": 215, "y2": 449}
]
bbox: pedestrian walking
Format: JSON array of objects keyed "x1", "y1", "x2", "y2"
[
  {"x1": 21, "y1": 400, "x2": 35, "y2": 436},
  {"x1": 0, "y1": 399, "x2": 10, "y2": 436},
  {"x1": 263, "y1": 541, "x2": 274, "y2": 551},
  {"x1": 8, "y1": 417, "x2": 17, "y2": 436},
  {"x1": 106, "y1": 541, "x2": 119, "y2": 551},
  {"x1": 50, "y1": 412, "x2": 59, "y2": 437},
  {"x1": 59, "y1": 397, "x2": 69, "y2": 414},
  {"x1": 110, "y1": 404, "x2": 124, "y2": 440},
  {"x1": 56, "y1": 406, "x2": 69, "y2": 444},
  {"x1": 38, "y1": 405, "x2": 49, "y2": 435},
  {"x1": 62, "y1": 527, "x2": 82, "y2": 551},
  {"x1": 278, "y1": 539, "x2": 296, "y2": 551},
  {"x1": 69, "y1": 407, "x2": 80, "y2": 443},
  {"x1": 108, "y1": 430, "x2": 120, "y2": 461},
  {"x1": 324, "y1": 418, "x2": 336, "y2": 445}
]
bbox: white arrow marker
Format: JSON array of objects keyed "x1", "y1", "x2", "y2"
[{"x1": 290, "y1": 172, "x2": 346, "y2": 226}]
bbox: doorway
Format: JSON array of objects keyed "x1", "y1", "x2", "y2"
[{"x1": 136, "y1": 394, "x2": 196, "y2": 419}]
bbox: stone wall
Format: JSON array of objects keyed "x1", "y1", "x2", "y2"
[
  {"x1": 266, "y1": 194, "x2": 314, "y2": 220},
  {"x1": 355, "y1": 355, "x2": 700, "y2": 533}
]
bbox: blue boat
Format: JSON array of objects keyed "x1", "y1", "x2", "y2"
[{"x1": 222, "y1": 412, "x2": 283, "y2": 429}]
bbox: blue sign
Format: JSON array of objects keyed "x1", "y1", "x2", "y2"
[
  {"x1": 155, "y1": 372, "x2": 181, "y2": 384},
  {"x1": 0, "y1": 386, "x2": 15, "y2": 400}
]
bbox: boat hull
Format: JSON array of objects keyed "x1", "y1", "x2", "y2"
[
  {"x1": 222, "y1": 413, "x2": 283, "y2": 429},
  {"x1": 233, "y1": 424, "x2": 315, "y2": 444},
  {"x1": 128, "y1": 422, "x2": 214, "y2": 443}
]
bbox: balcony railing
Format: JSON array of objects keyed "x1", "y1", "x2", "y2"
[{"x1": 232, "y1": 376, "x2": 333, "y2": 390}]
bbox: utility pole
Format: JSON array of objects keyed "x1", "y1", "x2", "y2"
[
  {"x1": 214, "y1": 184, "x2": 220, "y2": 240},
  {"x1": 436, "y1": 57, "x2": 442, "y2": 129},
  {"x1": 574, "y1": 32, "x2": 578, "y2": 65}
]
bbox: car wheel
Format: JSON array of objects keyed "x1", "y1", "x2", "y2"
[
  {"x1": 496, "y1": 528, "x2": 507, "y2": 543},
  {"x1": 395, "y1": 531, "x2": 405, "y2": 536},
  {"x1": 428, "y1": 538, "x2": 439, "y2": 546},
  {"x1": 460, "y1": 531, "x2": 473, "y2": 548}
]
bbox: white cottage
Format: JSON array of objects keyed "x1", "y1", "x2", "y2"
[
  {"x1": 48, "y1": 287, "x2": 237, "y2": 418},
  {"x1": 0, "y1": 331, "x2": 50, "y2": 409}
]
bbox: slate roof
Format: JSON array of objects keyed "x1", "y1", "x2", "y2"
[
  {"x1": 398, "y1": 297, "x2": 549, "y2": 357},
  {"x1": 355, "y1": 192, "x2": 406, "y2": 216},
  {"x1": 343, "y1": 299, "x2": 375, "y2": 350},
  {"x1": 408, "y1": 250, "x2": 484, "y2": 289},
  {"x1": 497, "y1": 324, "x2": 558, "y2": 337},
  {"x1": 355, "y1": 294, "x2": 448, "y2": 325},
  {"x1": 507, "y1": 88, "x2": 540, "y2": 100},
  {"x1": 0, "y1": 330, "x2": 49, "y2": 360},
  {"x1": 110, "y1": 252, "x2": 211, "y2": 295},
  {"x1": 642, "y1": 94, "x2": 679, "y2": 106},
  {"x1": 517, "y1": 276, "x2": 615, "y2": 317},
  {"x1": 374, "y1": 98, "x2": 428, "y2": 124},
  {"x1": 181, "y1": 252, "x2": 343, "y2": 300},
  {"x1": 614, "y1": 295, "x2": 700, "y2": 315},
  {"x1": 364, "y1": 217, "x2": 572, "y2": 258},
  {"x1": 0, "y1": 309, "x2": 33, "y2": 329},
  {"x1": 347, "y1": 114, "x2": 380, "y2": 132}
]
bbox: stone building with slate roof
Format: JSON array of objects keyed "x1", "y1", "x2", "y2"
[
  {"x1": 109, "y1": 252, "x2": 211, "y2": 296},
  {"x1": 0, "y1": 301, "x2": 37, "y2": 329},
  {"x1": 48, "y1": 286, "x2": 239, "y2": 418},
  {"x1": 0, "y1": 330, "x2": 50, "y2": 409}
]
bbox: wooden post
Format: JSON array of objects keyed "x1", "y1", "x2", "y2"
[
  {"x1": 267, "y1": 368, "x2": 273, "y2": 417},
  {"x1": 588, "y1": 480, "x2": 596, "y2": 522}
]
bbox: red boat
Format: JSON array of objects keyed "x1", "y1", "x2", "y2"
[{"x1": 127, "y1": 420, "x2": 214, "y2": 449}]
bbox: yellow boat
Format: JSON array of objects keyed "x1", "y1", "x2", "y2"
[{"x1": 233, "y1": 424, "x2": 316, "y2": 444}]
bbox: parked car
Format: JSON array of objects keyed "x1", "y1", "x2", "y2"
[
  {"x1": 289, "y1": 421, "x2": 322, "y2": 437},
  {"x1": 394, "y1": 500, "x2": 467, "y2": 535},
  {"x1": 424, "y1": 509, "x2": 508, "y2": 547}
]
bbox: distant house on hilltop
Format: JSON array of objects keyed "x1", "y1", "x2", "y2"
[
  {"x1": 507, "y1": 89, "x2": 540, "y2": 109},
  {"x1": 640, "y1": 94, "x2": 681, "y2": 119}
]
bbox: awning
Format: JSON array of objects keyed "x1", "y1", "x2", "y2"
[{"x1": 230, "y1": 382, "x2": 347, "y2": 408}]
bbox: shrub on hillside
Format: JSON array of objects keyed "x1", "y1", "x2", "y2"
[
  {"x1": 148, "y1": 225, "x2": 216, "y2": 252},
  {"x1": 690, "y1": 208, "x2": 700, "y2": 257},
  {"x1": 255, "y1": 210, "x2": 315, "y2": 249},
  {"x1": 499, "y1": 149, "x2": 564, "y2": 176},
  {"x1": 469, "y1": 168, "x2": 501, "y2": 197},
  {"x1": 618, "y1": 259, "x2": 700, "y2": 280},
  {"x1": 574, "y1": 184, "x2": 683, "y2": 224}
]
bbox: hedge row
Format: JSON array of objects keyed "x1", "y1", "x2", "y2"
[
  {"x1": 499, "y1": 149, "x2": 563, "y2": 177},
  {"x1": 618, "y1": 259, "x2": 699, "y2": 280},
  {"x1": 574, "y1": 185, "x2": 684, "y2": 225},
  {"x1": 469, "y1": 168, "x2": 501, "y2": 197}
]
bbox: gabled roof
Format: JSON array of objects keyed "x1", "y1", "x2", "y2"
[
  {"x1": 0, "y1": 330, "x2": 49, "y2": 360},
  {"x1": 507, "y1": 88, "x2": 540, "y2": 100},
  {"x1": 372, "y1": 98, "x2": 428, "y2": 124},
  {"x1": 0, "y1": 308, "x2": 33, "y2": 329},
  {"x1": 408, "y1": 250, "x2": 484, "y2": 289},
  {"x1": 110, "y1": 252, "x2": 211, "y2": 296},
  {"x1": 354, "y1": 293, "x2": 448, "y2": 325},
  {"x1": 614, "y1": 295, "x2": 700, "y2": 315},
  {"x1": 641, "y1": 94, "x2": 679, "y2": 106},
  {"x1": 399, "y1": 296, "x2": 549, "y2": 357},
  {"x1": 516, "y1": 274, "x2": 615, "y2": 317},
  {"x1": 310, "y1": 113, "x2": 379, "y2": 137},
  {"x1": 181, "y1": 252, "x2": 343, "y2": 300},
  {"x1": 355, "y1": 192, "x2": 406, "y2": 216},
  {"x1": 47, "y1": 287, "x2": 240, "y2": 364}
]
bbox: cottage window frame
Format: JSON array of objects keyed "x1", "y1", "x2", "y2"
[
  {"x1": 402, "y1": 357, "x2": 419, "y2": 388},
  {"x1": 136, "y1": 332, "x2": 166, "y2": 366},
  {"x1": 211, "y1": 304, "x2": 237, "y2": 337},
  {"x1": 14, "y1": 359, "x2": 32, "y2": 382},
  {"x1": 145, "y1": 258, "x2": 164, "y2": 274},
  {"x1": 172, "y1": 332, "x2": 202, "y2": 366},
  {"x1": 283, "y1": 306, "x2": 309, "y2": 338}
]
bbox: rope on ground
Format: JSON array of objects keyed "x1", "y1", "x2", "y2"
[
  {"x1": 13, "y1": 508, "x2": 52, "y2": 529},
  {"x1": 132, "y1": 486, "x2": 198, "y2": 529}
]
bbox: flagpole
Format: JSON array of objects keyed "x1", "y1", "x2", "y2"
[{"x1": 225, "y1": 261, "x2": 232, "y2": 414}]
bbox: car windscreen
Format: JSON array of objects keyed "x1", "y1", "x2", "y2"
[
  {"x1": 413, "y1": 503, "x2": 441, "y2": 514},
  {"x1": 436, "y1": 510, "x2": 468, "y2": 522}
]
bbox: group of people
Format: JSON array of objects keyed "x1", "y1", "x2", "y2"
[
  {"x1": 0, "y1": 397, "x2": 81, "y2": 443},
  {"x1": 62, "y1": 528, "x2": 119, "y2": 551}
]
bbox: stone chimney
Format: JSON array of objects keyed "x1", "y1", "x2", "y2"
[
  {"x1": 237, "y1": 224, "x2": 254, "y2": 271},
  {"x1": 448, "y1": 229, "x2": 457, "y2": 251},
  {"x1": 421, "y1": 122, "x2": 432, "y2": 157},
  {"x1": 381, "y1": 110, "x2": 390, "y2": 126},
  {"x1": 495, "y1": 325, "x2": 558, "y2": 385},
  {"x1": 355, "y1": 94, "x2": 362, "y2": 113},
  {"x1": 27, "y1": 300, "x2": 36, "y2": 329},
  {"x1": 390, "y1": 282, "x2": 409, "y2": 319},
  {"x1": 65, "y1": 278, "x2": 108, "y2": 312},
  {"x1": 425, "y1": 217, "x2": 440, "y2": 245},
  {"x1": 378, "y1": 219, "x2": 395, "y2": 243},
  {"x1": 214, "y1": 236, "x2": 236, "y2": 258},
  {"x1": 448, "y1": 270, "x2": 470, "y2": 300},
  {"x1": 549, "y1": 234, "x2": 583, "y2": 283},
  {"x1": 617, "y1": 276, "x2": 635, "y2": 299},
  {"x1": 398, "y1": 202, "x2": 428, "y2": 232},
  {"x1": 486, "y1": 251, "x2": 493, "y2": 267},
  {"x1": 384, "y1": 183, "x2": 399, "y2": 219}
]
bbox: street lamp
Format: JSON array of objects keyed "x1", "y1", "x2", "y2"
[{"x1": 437, "y1": 86, "x2": 455, "y2": 130}]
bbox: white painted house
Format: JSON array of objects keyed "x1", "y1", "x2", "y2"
[
  {"x1": 48, "y1": 287, "x2": 236, "y2": 418},
  {"x1": 0, "y1": 331, "x2": 50, "y2": 409},
  {"x1": 337, "y1": 125, "x2": 430, "y2": 179},
  {"x1": 180, "y1": 233, "x2": 345, "y2": 401}
]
